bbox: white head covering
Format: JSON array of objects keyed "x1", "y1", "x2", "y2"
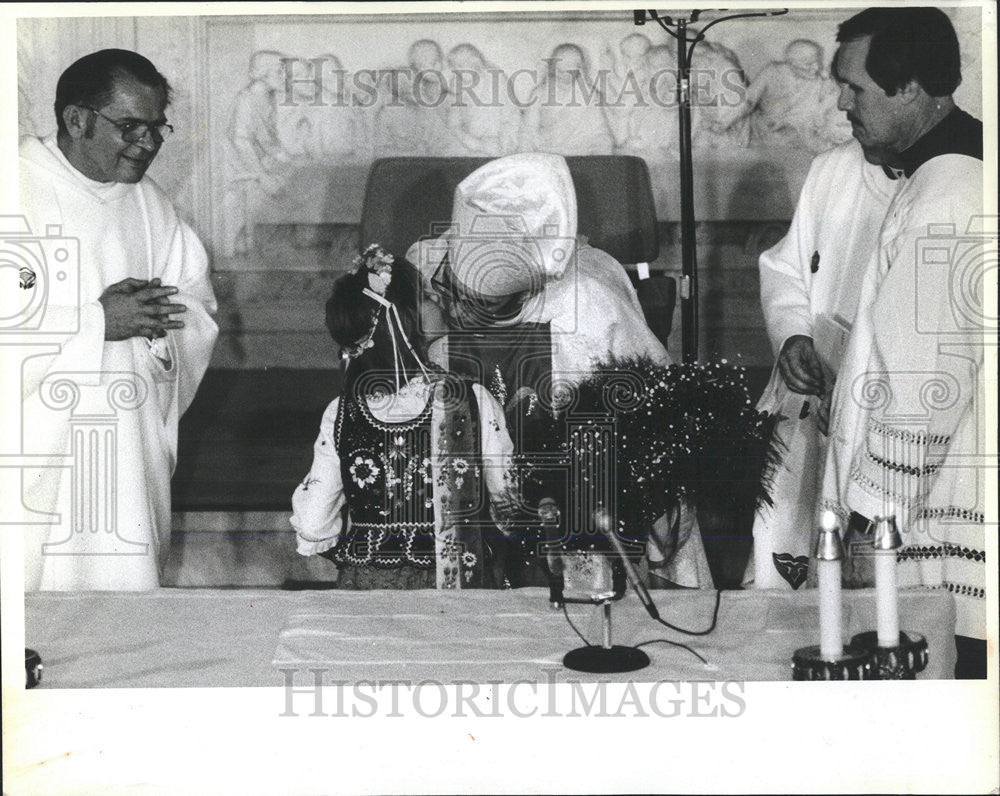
[{"x1": 442, "y1": 153, "x2": 577, "y2": 299}]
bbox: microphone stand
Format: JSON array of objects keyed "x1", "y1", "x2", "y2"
[
  {"x1": 547, "y1": 502, "x2": 652, "y2": 673},
  {"x1": 637, "y1": 8, "x2": 788, "y2": 363},
  {"x1": 560, "y1": 515, "x2": 654, "y2": 674},
  {"x1": 561, "y1": 578, "x2": 652, "y2": 675}
]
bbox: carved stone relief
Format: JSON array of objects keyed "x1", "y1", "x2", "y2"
[{"x1": 15, "y1": 9, "x2": 983, "y2": 271}]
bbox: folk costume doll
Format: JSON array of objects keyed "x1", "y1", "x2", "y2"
[{"x1": 291, "y1": 245, "x2": 518, "y2": 589}]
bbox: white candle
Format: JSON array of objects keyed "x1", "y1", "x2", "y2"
[
  {"x1": 874, "y1": 549, "x2": 900, "y2": 647},
  {"x1": 818, "y1": 558, "x2": 844, "y2": 659},
  {"x1": 815, "y1": 511, "x2": 845, "y2": 659}
]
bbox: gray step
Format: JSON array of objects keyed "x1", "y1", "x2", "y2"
[{"x1": 164, "y1": 512, "x2": 338, "y2": 588}]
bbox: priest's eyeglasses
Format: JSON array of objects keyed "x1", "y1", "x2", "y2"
[{"x1": 80, "y1": 106, "x2": 174, "y2": 143}]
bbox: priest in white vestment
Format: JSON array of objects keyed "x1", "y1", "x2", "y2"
[
  {"x1": 408, "y1": 153, "x2": 713, "y2": 588},
  {"x1": 17, "y1": 49, "x2": 218, "y2": 591},
  {"x1": 821, "y1": 9, "x2": 986, "y2": 671},
  {"x1": 745, "y1": 139, "x2": 898, "y2": 589}
]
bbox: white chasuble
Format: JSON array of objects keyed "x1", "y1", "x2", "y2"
[
  {"x1": 747, "y1": 140, "x2": 898, "y2": 588},
  {"x1": 17, "y1": 135, "x2": 218, "y2": 591},
  {"x1": 822, "y1": 152, "x2": 985, "y2": 638}
]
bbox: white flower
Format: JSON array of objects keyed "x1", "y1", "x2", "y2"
[
  {"x1": 388, "y1": 435, "x2": 407, "y2": 460},
  {"x1": 349, "y1": 456, "x2": 380, "y2": 487}
]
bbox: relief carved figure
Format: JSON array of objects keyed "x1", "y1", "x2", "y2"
[
  {"x1": 276, "y1": 54, "x2": 367, "y2": 162},
  {"x1": 518, "y1": 43, "x2": 616, "y2": 155},
  {"x1": 690, "y1": 41, "x2": 750, "y2": 149},
  {"x1": 374, "y1": 39, "x2": 464, "y2": 157},
  {"x1": 445, "y1": 43, "x2": 522, "y2": 156},
  {"x1": 17, "y1": 36, "x2": 40, "y2": 138},
  {"x1": 221, "y1": 50, "x2": 292, "y2": 257},
  {"x1": 726, "y1": 40, "x2": 852, "y2": 152},
  {"x1": 612, "y1": 41, "x2": 681, "y2": 157},
  {"x1": 600, "y1": 33, "x2": 653, "y2": 152}
]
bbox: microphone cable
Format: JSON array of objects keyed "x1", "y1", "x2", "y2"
[
  {"x1": 635, "y1": 637, "x2": 708, "y2": 666},
  {"x1": 595, "y1": 508, "x2": 724, "y2": 637},
  {"x1": 647, "y1": 586, "x2": 723, "y2": 637},
  {"x1": 561, "y1": 602, "x2": 592, "y2": 647},
  {"x1": 559, "y1": 598, "x2": 713, "y2": 666}
]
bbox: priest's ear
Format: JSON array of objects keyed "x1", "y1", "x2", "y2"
[
  {"x1": 62, "y1": 104, "x2": 95, "y2": 140},
  {"x1": 895, "y1": 78, "x2": 924, "y2": 105}
]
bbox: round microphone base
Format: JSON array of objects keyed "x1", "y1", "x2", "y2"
[{"x1": 563, "y1": 645, "x2": 651, "y2": 674}]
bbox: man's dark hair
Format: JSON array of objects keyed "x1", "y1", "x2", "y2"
[
  {"x1": 835, "y1": 7, "x2": 961, "y2": 97},
  {"x1": 54, "y1": 49, "x2": 172, "y2": 136}
]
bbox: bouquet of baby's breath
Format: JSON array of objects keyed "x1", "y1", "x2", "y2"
[
  {"x1": 508, "y1": 357, "x2": 781, "y2": 555},
  {"x1": 565, "y1": 357, "x2": 781, "y2": 542}
]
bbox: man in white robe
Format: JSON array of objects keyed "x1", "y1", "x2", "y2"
[
  {"x1": 17, "y1": 49, "x2": 218, "y2": 591},
  {"x1": 408, "y1": 153, "x2": 713, "y2": 588},
  {"x1": 821, "y1": 8, "x2": 986, "y2": 676},
  {"x1": 745, "y1": 139, "x2": 898, "y2": 589}
]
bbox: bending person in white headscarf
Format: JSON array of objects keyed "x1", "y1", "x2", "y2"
[{"x1": 407, "y1": 153, "x2": 713, "y2": 588}]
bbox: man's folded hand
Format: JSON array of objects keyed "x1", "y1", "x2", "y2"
[{"x1": 99, "y1": 276, "x2": 188, "y2": 341}]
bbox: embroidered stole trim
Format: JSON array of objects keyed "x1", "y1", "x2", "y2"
[{"x1": 431, "y1": 378, "x2": 485, "y2": 589}]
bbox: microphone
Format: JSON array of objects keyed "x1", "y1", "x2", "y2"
[
  {"x1": 594, "y1": 509, "x2": 660, "y2": 621},
  {"x1": 554, "y1": 507, "x2": 653, "y2": 674},
  {"x1": 544, "y1": 499, "x2": 625, "y2": 606},
  {"x1": 539, "y1": 498, "x2": 565, "y2": 607}
]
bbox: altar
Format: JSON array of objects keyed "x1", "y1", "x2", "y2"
[{"x1": 24, "y1": 586, "x2": 956, "y2": 687}]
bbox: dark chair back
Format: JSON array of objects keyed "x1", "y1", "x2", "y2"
[{"x1": 359, "y1": 155, "x2": 674, "y2": 345}]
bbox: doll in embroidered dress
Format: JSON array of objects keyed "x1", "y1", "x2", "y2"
[{"x1": 291, "y1": 244, "x2": 519, "y2": 589}]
